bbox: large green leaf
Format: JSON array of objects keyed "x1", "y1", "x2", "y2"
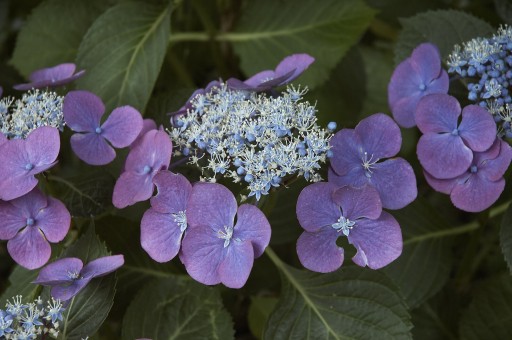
[
  {"x1": 264, "y1": 254, "x2": 412, "y2": 339},
  {"x1": 76, "y1": 1, "x2": 171, "y2": 112},
  {"x1": 0, "y1": 266, "x2": 40, "y2": 306},
  {"x1": 10, "y1": 0, "x2": 113, "y2": 77},
  {"x1": 500, "y1": 203, "x2": 512, "y2": 273},
  {"x1": 122, "y1": 276, "x2": 234, "y2": 340},
  {"x1": 394, "y1": 10, "x2": 494, "y2": 64},
  {"x1": 228, "y1": 0, "x2": 376, "y2": 89},
  {"x1": 248, "y1": 296, "x2": 278, "y2": 340}
]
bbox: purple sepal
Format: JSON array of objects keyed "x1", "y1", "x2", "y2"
[{"x1": 14, "y1": 63, "x2": 85, "y2": 90}]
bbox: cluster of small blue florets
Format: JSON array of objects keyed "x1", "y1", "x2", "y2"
[
  {"x1": 447, "y1": 25, "x2": 512, "y2": 137},
  {"x1": 169, "y1": 83, "x2": 334, "y2": 200}
]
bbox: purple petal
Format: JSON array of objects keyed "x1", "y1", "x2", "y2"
[
  {"x1": 327, "y1": 165, "x2": 369, "y2": 188},
  {"x1": 415, "y1": 94, "x2": 460, "y2": 134},
  {"x1": 7, "y1": 227, "x2": 51, "y2": 269},
  {"x1": 369, "y1": 158, "x2": 418, "y2": 210},
  {"x1": 10, "y1": 188, "x2": 47, "y2": 223},
  {"x1": 0, "y1": 201, "x2": 26, "y2": 240},
  {"x1": 218, "y1": 240, "x2": 254, "y2": 288},
  {"x1": 459, "y1": 105, "x2": 497, "y2": 152},
  {"x1": 417, "y1": 133, "x2": 473, "y2": 179},
  {"x1": 101, "y1": 106, "x2": 143, "y2": 148},
  {"x1": 37, "y1": 197, "x2": 71, "y2": 243},
  {"x1": 244, "y1": 70, "x2": 275, "y2": 87},
  {"x1": 423, "y1": 170, "x2": 457, "y2": 194},
  {"x1": 296, "y1": 228, "x2": 343, "y2": 273},
  {"x1": 329, "y1": 129, "x2": 363, "y2": 176},
  {"x1": 347, "y1": 211, "x2": 402, "y2": 269},
  {"x1": 51, "y1": 277, "x2": 92, "y2": 301},
  {"x1": 388, "y1": 60, "x2": 423, "y2": 128},
  {"x1": 70, "y1": 132, "x2": 116, "y2": 165},
  {"x1": 130, "y1": 119, "x2": 157, "y2": 150},
  {"x1": 332, "y1": 186, "x2": 382, "y2": 220},
  {"x1": 26, "y1": 126, "x2": 60, "y2": 171},
  {"x1": 33, "y1": 257, "x2": 83, "y2": 285},
  {"x1": 14, "y1": 63, "x2": 84, "y2": 90},
  {"x1": 409, "y1": 43, "x2": 442, "y2": 81},
  {"x1": 296, "y1": 182, "x2": 341, "y2": 233},
  {"x1": 274, "y1": 53, "x2": 315, "y2": 84},
  {"x1": 63, "y1": 91, "x2": 104, "y2": 133},
  {"x1": 479, "y1": 139, "x2": 512, "y2": 181},
  {"x1": 390, "y1": 96, "x2": 421, "y2": 128},
  {"x1": 355, "y1": 113, "x2": 401, "y2": 159},
  {"x1": 150, "y1": 171, "x2": 192, "y2": 214},
  {"x1": 141, "y1": 208, "x2": 184, "y2": 262},
  {"x1": 81, "y1": 255, "x2": 124, "y2": 279},
  {"x1": 187, "y1": 182, "x2": 237, "y2": 231},
  {"x1": 112, "y1": 171, "x2": 154, "y2": 209},
  {"x1": 124, "y1": 130, "x2": 172, "y2": 173},
  {"x1": 425, "y1": 70, "x2": 449, "y2": 95},
  {"x1": 233, "y1": 204, "x2": 271, "y2": 258},
  {"x1": 451, "y1": 175, "x2": 505, "y2": 212}
]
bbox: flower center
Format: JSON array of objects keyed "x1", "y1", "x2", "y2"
[
  {"x1": 67, "y1": 270, "x2": 81, "y2": 280},
  {"x1": 142, "y1": 165, "x2": 152, "y2": 174},
  {"x1": 419, "y1": 83, "x2": 427, "y2": 91},
  {"x1": 332, "y1": 215, "x2": 356, "y2": 236},
  {"x1": 26, "y1": 218, "x2": 35, "y2": 226},
  {"x1": 172, "y1": 210, "x2": 188, "y2": 233},
  {"x1": 95, "y1": 127, "x2": 102, "y2": 134},
  {"x1": 361, "y1": 151, "x2": 378, "y2": 178},
  {"x1": 451, "y1": 128, "x2": 459, "y2": 136},
  {"x1": 470, "y1": 165, "x2": 478, "y2": 173},
  {"x1": 25, "y1": 163, "x2": 34, "y2": 171},
  {"x1": 217, "y1": 225, "x2": 235, "y2": 248}
]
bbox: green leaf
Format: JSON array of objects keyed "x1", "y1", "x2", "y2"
[
  {"x1": 383, "y1": 198, "x2": 453, "y2": 309},
  {"x1": 394, "y1": 10, "x2": 494, "y2": 64},
  {"x1": 0, "y1": 266, "x2": 40, "y2": 306},
  {"x1": 248, "y1": 296, "x2": 278, "y2": 340},
  {"x1": 494, "y1": 0, "x2": 512, "y2": 25},
  {"x1": 10, "y1": 0, "x2": 113, "y2": 77},
  {"x1": 500, "y1": 203, "x2": 512, "y2": 273},
  {"x1": 360, "y1": 47, "x2": 394, "y2": 116},
  {"x1": 264, "y1": 250, "x2": 412, "y2": 339},
  {"x1": 76, "y1": 1, "x2": 171, "y2": 112},
  {"x1": 228, "y1": 0, "x2": 376, "y2": 89},
  {"x1": 122, "y1": 276, "x2": 234, "y2": 340},
  {"x1": 459, "y1": 274, "x2": 512, "y2": 340}
]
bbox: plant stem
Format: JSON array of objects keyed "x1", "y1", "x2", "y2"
[{"x1": 62, "y1": 296, "x2": 75, "y2": 338}]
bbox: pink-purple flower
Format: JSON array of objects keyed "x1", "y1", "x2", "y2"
[
  {"x1": 14, "y1": 63, "x2": 85, "y2": 91},
  {"x1": 63, "y1": 90, "x2": 143, "y2": 165},
  {"x1": 33, "y1": 255, "x2": 124, "y2": 301},
  {"x1": 180, "y1": 182, "x2": 271, "y2": 288},
  {"x1": 388, "y1": 43, "x2": 449, "y2": 128},
  {"x1": 296, "y1": 182, "x2": 402, "y2": 272},
  {"x1": 0, "y1": 188, "x2": 70, "y2": 269}
]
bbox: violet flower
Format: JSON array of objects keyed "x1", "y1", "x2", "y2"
[
  {"x1": 0, "y1": 126, "x2": 60, "y2": 201},
  {"x1": 180, "y1": 182, "x2": 271, "y2": 288},
  {"x1": 424, "y1": 138, "x2": 512, "y2": 212},
  {"x1": 328, "y1": 113, "x2": 417, "y2": 210},
  {"x1": 112, "y1": 129, "x2": 172, "y2": 209},
  {"x1": 388, "y1": 43, "x2": 449, "y2": 128},
  {"x1": 170, "y1": 80, "x2": 221, "y2": 117},
  {"x1": 33, "y1": 255, "x2": 124, "y2": 301},
  {"x1": 141, "y1": 171, "x2": 192, "y2": 262},
  {"x1": 0, "y1": 188, "x2": 70, "y2": 269},
  {"x1": 63, "y1": 90, "x2": 143, "y2": 165},
  {"x1": 130, "y1": 118, "x2": 157, "y2": 150},
  {"x1": 14, "y1": 63, "x2": 85, "y2": 91},
  {"x1": 416, "y1": 93, "x2": 496, "y2": 179},
  {"x1": 296, "y1": 182, "x2": 402, "y2": 272}
]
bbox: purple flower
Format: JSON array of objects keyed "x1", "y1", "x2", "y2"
[
  {"x1": 170, "y1": 80, "x2": 221, "y2": 117},
  {"x1": 424, "y1": 138, "x2": 512, "y2": 212},
  {"x1": 63, "y1": 90, "x2": 143, "y2": 165},
  {"x1": 416, "y1": 94, "x2": 497, "y2": 179},
  {"x1": 112, "y1": 129, "x2": 172, "y2": 208},
  {"x1": 0, "y1": 126, "x2": 60, "y2": 201},
  {"x1": 0, "y1": 188, "x2": 70, "y2": 269},
  {"x1": 180, "y1": 182, "x2": 271, "y2": 288},
  {"x1": 14, "y1": 63, "x2": 85, "y2": 91},
  {"x1": 130, "y1": 118, "x2": 157, "y2": 150},
  {"x1": 296, "y1": 182, "x2": 402, "y2": 272},
  {"x1": 141, "y1": 171, "x2": 192, "y2": 262},
  {"x1": 33, "y1": 255, "x2": 124, "y2": 301},
  {"x1": 388, "y1": 43, "x2": 449, "y2": 128},
  {"x1": 226, "y1": 54, "x2": 315, "y2": 91},
  {"x1": 329, "y1": 113, "x2": 417, "y2": 209}
]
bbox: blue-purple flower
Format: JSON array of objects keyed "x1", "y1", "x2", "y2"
[
  {"x1": 0, "y1": 188, "x2": 70, "y2": 269},
  {"x1": 329, "y1": 113, "x2": 417, "y2": 209},
  {"x1": 112, "y1": 129, "x2": 172, "y2": 208},
  {"x1": 388, "y1": 43, "x2": 449, "y2": 128},
  {"x1": 0, "y1": 126, "x2": 60, "y2": 201},
  {"x1": 0, "y1": 310, "x2": 13, "y2": 337},
  {"x1": 33, "y1": 255, "x2": 124, "y2": 301},
  {"x1": 130, "y1": 118, "x2": 157, "y2": 150},
  {"x1": 14, "y1": 63, "x2": 85, "y2": 91},
  {"x1": 141, "y1": 171, "x2": 192, "y2": 262},
  {"x1": 63, "y1": 90, "x2": 143, "y2": 165},
  {"x1": 180, "y1": 182, "x2": 271, "y2": 288},
  {"x1": 296, "y1": 182, "x2": 402, "y2": 272},
  {"x1": 416, "y1": 94, "x2": 497, "y2": 179}
]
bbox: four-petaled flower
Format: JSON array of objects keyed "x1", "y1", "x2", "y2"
[
  {"x1": 180, "y1": 182, "x2": 271, "y2": 288},
  {"x1": 296, "y1": 182, "x2": 402, "y2": 272},
  {"x1": 0, "y1": 188, "x2": 70, "y2": 269},
  {"x1": 33, "y1": 255, "x2": 124, "y2": 301},
  {"x1": 63, "y1": 90, "x2": 143, "y2": 165},
  {"x1": 14, "y1": 63, "x2": 85, "y2": 91}
]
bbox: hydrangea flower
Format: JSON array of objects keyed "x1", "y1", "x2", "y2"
[
  {"x1": 33, "y1": 255, "x2": 125, "y2": 301},
  {"x1": 424, "y1": 138, "x2": 512, "y2": 212},
  {"x1": 0, "y1": 126, "x2": 60, "y2": 201},
  {"x1": 296, "y1": 182, "x2": 402, "y2": 272},
  {"x1": 416, "y1": 94, "x2": 497, "y2": 179},
  {"x1": 63, "y1": 90, "x2": 143, "y2": 165},
  {"x1": 130, "y1": 118, "x2": 157, "y2": 150},
  {"x1": 14, "y1": 63, "x2": 85, "y2": 91},
  {"x1": 141, "y1": 171, "x2": 192, "y2": 262},
  {"x1": 170, "y1": 80, "x2": 221, "y2": 117},
  {"x1": 0, "y1": 188, "x2": 70, "y2": 269},
  {"x1": 388, "y1": 43, "x2": 449, "y2": 128},
  {"x1": 0, "y1": 310, "x2": 13, "y2": 337},
  {"x1": 328, "y1": 113, "x2": 417, "y2": 210},
  {"x1": 112, "y1": 129, "x2": 172, "y2": 208},
  {"x1": 181, "y1": 182, "x2": 271, "y2": 288}
]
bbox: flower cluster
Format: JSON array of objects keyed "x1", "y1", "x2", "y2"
[{"x1": 0, "y1": 295, "x2": 65, "y2": 339}]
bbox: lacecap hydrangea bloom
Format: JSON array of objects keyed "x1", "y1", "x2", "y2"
[{"x1": 13, "y1": 62, "x2": 85, "y2": 91}]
